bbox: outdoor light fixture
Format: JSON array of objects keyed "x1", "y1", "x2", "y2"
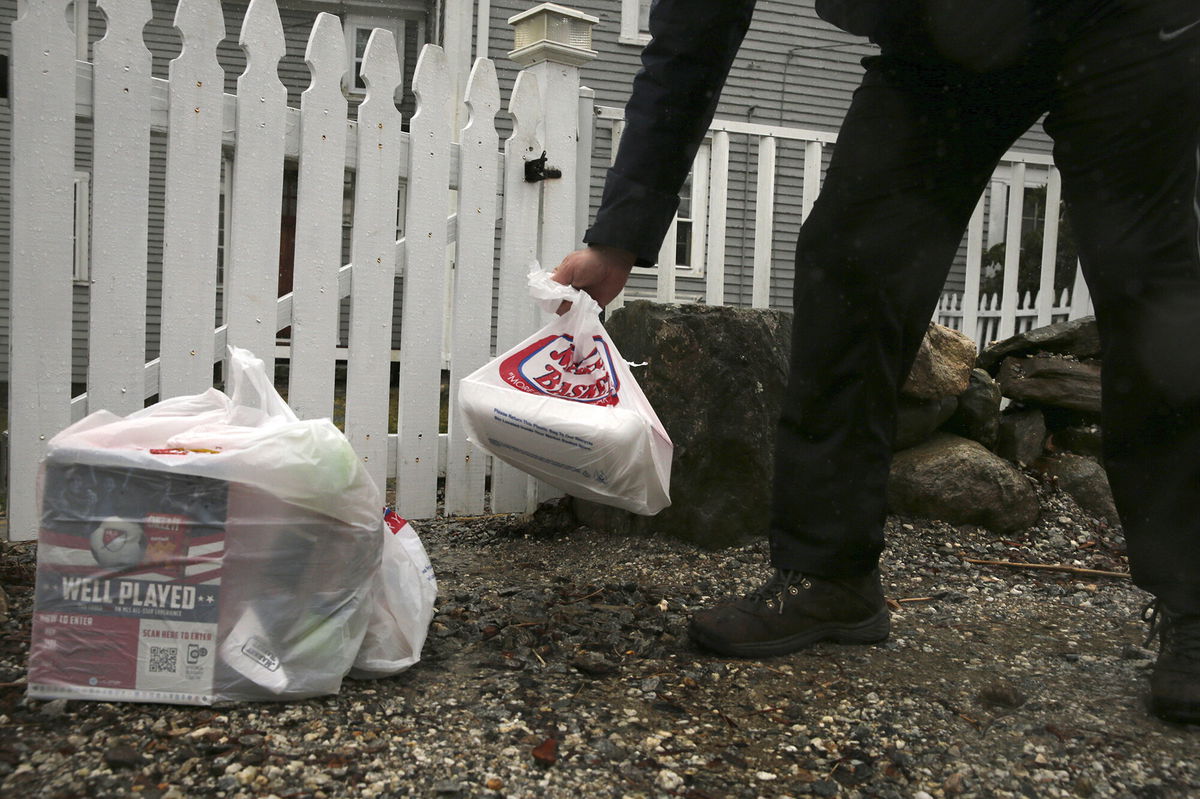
[{"x1": 508, "y1": 2, "x2": 599, "y2": 67}]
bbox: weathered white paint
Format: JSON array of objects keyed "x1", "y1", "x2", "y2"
[
  {"x1": 705, "y1": 130, "x2": 730, "y2": 305},
  {"x1": 530, "y1": 60, "x2": 585, "y2": 273},
  {"x1": 801, "y1": 140, "x2": 822, "y2": 220},
  {"x1": 752, "y1": 135, "x2": 776, "y2": 309},
  {"x1": 655, "y1": 218, "x2": 678, "y2": 305},
  {"x1": 446, "y1": 58, "x2": 501, "y2": 516},
  {"x1": 963, "y1": 196, "x2": 985, "y2": 342},
  {"x1": 88, "y1": 0, "x2": 153, "y2": 416},
  {"x1": 491, "y1": 70, "x2": 543, "y2": 514},
  {"x1": 9, "y1": 0, "x2": 76, "y2": 541},
  {"x1": 159, "y1": 0, "x2": 226, "y2": 398},
  {"x1": 288, "y1": 13, "x2": 349, "y2": 420},
  {"x1": 225, "y1": 0, "x2": 287, "y2": 372},
  {"x1": 345, "y1": 28, "x2": 403, "y2": 497},
  {"x1": 397, "y1": 45, "x2": 453, "y2": 518},
  {"x1": 997, "y1": 161, "x2": 1026, "y2": 342},
  {"x1": 1035, "y1": 168, "x2": 1064, "y2": 328}
]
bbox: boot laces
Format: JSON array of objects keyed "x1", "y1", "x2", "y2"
[
  {"x1": 748, "y1": 569, "x2": 810, "y2": 614},
  {"x1": 1143, "y1": 600, "x2": 1200, "y2": 661}
]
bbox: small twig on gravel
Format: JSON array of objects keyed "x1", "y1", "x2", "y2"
[
  {"x1": 897, "y1": 596, "x2": 937, "y2": 604},
  {"x1": 0, "y1": 680, "x2": 27, "y2": 689},
  {"x1": 964, "y1": 558, "x2": 1130, "y2": 579}
]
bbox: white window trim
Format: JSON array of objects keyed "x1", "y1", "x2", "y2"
[
  {"x1": 72, "y1": 171, "x2": 90, "y2": 284},
  {"x1": 672, "y1": 141, "x2": 710, "y2": 277},
  {"x1": 619, "y1": 0, "x2": 652, "y2": 46},
  {"x1": 343, "y1": 13, "x2": 426, "y2": 97}
]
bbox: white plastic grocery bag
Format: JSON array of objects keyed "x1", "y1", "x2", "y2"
[
  {"x1": 27, "y1": 347, "x2": 435, "y2": 705},
  {"x1": 459, "y1": 268, "x2": 673, "y2": 515},
  {"x1": 350, "y1": 510, "x2": 438, "y2": 679}
]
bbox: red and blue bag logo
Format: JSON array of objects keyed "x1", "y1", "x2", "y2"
[{"x1": 498, "y1": 334, "x2": 621, "y2": 406}]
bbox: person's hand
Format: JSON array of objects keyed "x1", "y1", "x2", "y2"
[{"x1": 550, "y1": 245, "x2": 636, "y2": 313}]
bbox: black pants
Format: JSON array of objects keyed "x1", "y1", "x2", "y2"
[{"x1": 769, "y1": 0, "x2": 1200, "y2": 612}]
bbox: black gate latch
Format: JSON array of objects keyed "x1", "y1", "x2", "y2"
[{"x1": 524, "y1": 151, "x2": 562, "y2": 182}]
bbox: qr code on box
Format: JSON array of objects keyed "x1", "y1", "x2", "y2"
[{"x1": 149, "y1": 646, "x2": 178, "y2": 674}]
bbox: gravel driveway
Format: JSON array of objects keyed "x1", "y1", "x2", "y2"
[{"x1": 2, "y1": 473, "x2": 1199, "y2": 798}]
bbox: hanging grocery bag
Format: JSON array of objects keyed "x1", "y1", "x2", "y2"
[{"x1": 458, "y1": 268, "x2": 672, "y2": 515}]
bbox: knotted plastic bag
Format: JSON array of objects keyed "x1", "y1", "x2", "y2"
[
  {"x1": 27, "y1": 347, "x2": 430, "y2": 704},
  {"x1": 458, "y1": 268, "x2": 672, "y2": 515}
]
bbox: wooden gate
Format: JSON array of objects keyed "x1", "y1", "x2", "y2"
[{"x1": 7, "y1": 0, "x2": 579, "y2": 540}]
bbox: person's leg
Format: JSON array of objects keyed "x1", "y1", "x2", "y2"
[
  {"x1": 691, "y1": 49, "x2": 1055, "y2": 656},
  {"x1": 768, "y1": 57, "x2": 1051, "y2": 577},
  {"x1": 1043, "y1": 0, "x2": 1200, "y2": 721}
]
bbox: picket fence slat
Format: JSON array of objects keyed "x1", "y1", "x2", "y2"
[
  {"x1": 159, "y1": 0, "x2": 225, "y2": 398},
  {"x1": 997, "y1": 162, "x2": 1026, "y2": 342},
  {"x1": 751, "y1": 136, "x2": 776, "y2": 309},
  {"x1": 88, "y1": 0, "x2": 153, "y2": 416},
  {"x1": 225, "y1": 0, "x2": 288, "y2": 372},
  {"x1": 288, "y1": 13, "x2": 349, "y2": 420},
  {"x1": 1036, "y1": 167, "x2": 1064, "y2": 328},
  {"x1": 802, "y1": 141, "x2": 822, "y2": 220},
  {"x1": 9, "y1": 0, "x2": 76, "y2": 541},
  {"x1": 706, "y1": 130, "x2": 730, "y2": 305},
  {"x1": 656, "y1": 217, "x2": 678, "y2": 304},
  {"x1": 491, "y1": 71, "x2": 543, "y2": 513},
  {"x1": 344, "y1": 29, "x2": 404, "y2": 497},
  {"x1": 397, "y1": 45, "x2": 453, "y2": 518},
  {"x1": 962, "y1": 195, "x2": 984, "y2": 342},
  {"x1": 445, "y1": 58, "x2": 501, "y2": 516}
]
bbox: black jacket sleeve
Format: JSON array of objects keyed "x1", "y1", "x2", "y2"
[{"x1": 583, "y1": 0, "x2": 757, "y2": 266}]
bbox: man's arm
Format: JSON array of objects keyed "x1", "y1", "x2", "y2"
[{"x1": 555, "y1": 0, "x2": 757, "y2": 303}]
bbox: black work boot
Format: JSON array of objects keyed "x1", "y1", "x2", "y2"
[
  {"x1": 689, "y1": 568, "x2": 890, "y2": 657},
  {"x1": 1144, "y1": 600, "x2": 1200, "y2": 724}
]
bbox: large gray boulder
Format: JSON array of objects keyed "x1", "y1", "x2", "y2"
[
  {"x1": 571, "y1": 302, "x2": 792, "y2": 549},
  {"x1": 888, "y1": 433, "x2": 1040, "y2": 533}
]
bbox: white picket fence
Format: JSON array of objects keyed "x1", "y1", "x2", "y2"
[
  {"x1": 935, "y1": 288, "x2": 1076, "y2": 351},
  {"x1": 592, "y1": 105, "x2": 1096, "y2": 345},
  {"x1": 8, "y1": 0, "x2": 564, "y2": 541}
]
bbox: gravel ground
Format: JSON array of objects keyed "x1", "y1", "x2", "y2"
[{"x1": 2, "y1": 472, "x2": 1199, "y2": 799}]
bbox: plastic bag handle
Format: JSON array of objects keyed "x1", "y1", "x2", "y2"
[{"x1": 526, "y1": 267, "x2": 602, "y2": 364}]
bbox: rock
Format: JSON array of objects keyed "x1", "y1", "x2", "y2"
[
  {"x1": 977, "y1": 315, "x2": 1101, "y2": 374},
  {"x1": 39, "y1": 699, "x2": 68, "y2": 718},
  {"x1": 996, "y1": 356, "x2": 1102, "y2": 415},
  {"x1": 572, "y1": 301, "x2": 792, "y2": 548},
  {"x1": 978, "y1": 679, "x2": 1027, "y2": 708},
  {"x1": 1036, "y1": 454, "x2": 1119, "y2": 524},
  {"x1": 104, "y1": 745, "x2": 143, "y2": 770},
  {"x1": 895, "y1": 396, "x2": 958, "y2": 450},
  {"x1": 1050, "y1": 424, "x2": 1103, "y2": 459},
  {"x1": 943, "y1": 368, "x2": 1002, "y2": 450},
  {"x1": 901, "y1": 323, "x2": 977, "y2": 399},
  {"x1": 888, "y1": 433, "x2": 1040, "y2": 533},
  {"x1": 531, "y1": 738, "x2": 558, "y2": 767},
  {"x1": 996, "y1": 407, "x2": 1047, "y2": 466}
]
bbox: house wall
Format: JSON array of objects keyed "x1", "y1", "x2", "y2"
[{"x1": 486, "y1": 0, "x2": 1055, "y2": 312}]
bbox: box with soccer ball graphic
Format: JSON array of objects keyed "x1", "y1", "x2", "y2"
[{"x1": 29, "y1": 461, "x2": 229, "y2": 704}]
